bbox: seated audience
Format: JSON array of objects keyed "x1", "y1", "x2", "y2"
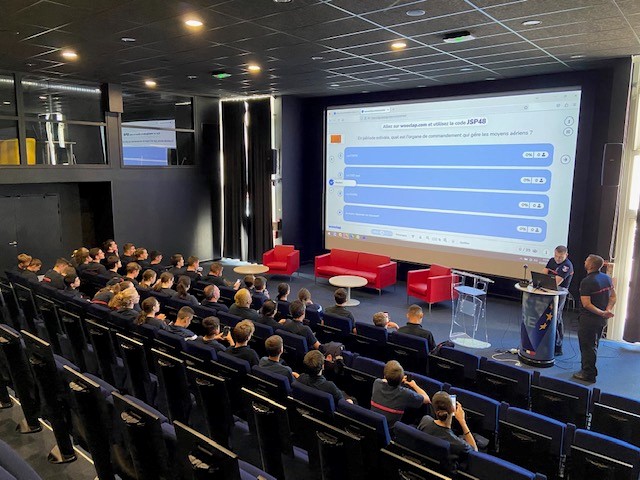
[
  {"x1": 61, "y1": 273, "x2": 86, "y2": 300},
  {"x1": 168, "y1": 254, "x2": 185, "y2": 277},
  {"x1": 152, "y1": 272, "x2": 177, "y2": 297},
  {"x1": 134, "y1": 248, "x2": 149, "y2": 269},
  {"x1": 110, "y1": 289, "x2": 140, "y2": 325},
  {"x1": 371, "y1": 360, "x2": 430, "y2": 430},
  {"x1": 148, "y1": 250, "x2": 165, "y2": 274},
  {"x1": 137, "y1": 269, "x2": 157, "y2": 291},
  {"x1": 14, "y1": 253, "x2": 32, "y2": 274},
  {"x1": 102, "y1": 239, "x2": 119, "y2": 265},
  {"x1": 296, "y1": 350, "x2": 352, "y2": 404},
  {"x1": 256, "y1": 300, "x2": 283, "y2": 329},
  {"x1": 201, "y1": 285, "x2": 229, "y2": 312},
  {"x1": 92, "y1": 283, "x2": 121, "y2": 305},
  {"x1": 373, "y1": 311, "x2": 399, "y2": 330},
  {"x1": 298, "y1": 288, "x2": 322, "y2": 314},
  {"x1": 279, "y1": 300, "x2": 320, "y2": 350},
  {"x1": 71, "y1": 247, "x2": 89, "y2": 269},
  {"x1": 204, "y1": 261, "x2": 240, "y2": 289},
  {"x1": 259, "y1": 335, "x2": 299, "y2": 384},
  {"x1": 417, "y1": 391, "x2": 478, "y2": 460},
  {"x1": 22, "y1": 258, "x2": 42, "y2": 283},
  {"x1": 252, "y1": 276, "x2": 269, "y2": 309},
  {"x1": 124, "y1": 262, "x2": 141, "y2": 288},
  {"x1": 324, "y1": 288, "x2": 355, "y2": 325},
  {"x1": 229, "y1": 288, "x2": 260, "y2": 322},
  {"x1": 196, "y1": 316, "x2": 233, "y2": 351},
  {"x1": 181, "y1": 256, "x2": 201, "y2": 282},
  {"x1": 83, "y1": 248, "x2": 107, "y2": 275},
  {"x1": 175, "y1": 276, "x2": 199, "y2": 306},
  {"x1": 104, "y1": 255, "x2": 123, "y2": 282},
  {"x1": 167, "y1": 306, "x2": 197, "y2": 340},
  {"x1": 75, "y1": 252, "x2": 91, "y2": 272},
  {"x1": 398, "y1": 305, "x2": 436, "y2": 352},
  {"x1": 120, "y1": 242, "x2": 136, "y2": 265},
  {"x1": 43, "y1": 258, "x2": 71, "y2": 290},
  {"x1": 275, "y1": 282, "x2": 290, "y2": 320},
  {"x1": 243, "y1": 274, "x2": 256, "y2": 292},
  {"x1": 136, "y1": 297, "x2": 168, "y2": 330},
  {"x1": 225, "y1": 320, "x2": 260, "y2": 366}
]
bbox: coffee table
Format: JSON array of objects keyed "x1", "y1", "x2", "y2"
[
  {"x1": 329, "y1": 275, "x2": 368, "y2": 306},
  {"x1": 233, "y1": 264, "x2": 270, "y2": 275}
]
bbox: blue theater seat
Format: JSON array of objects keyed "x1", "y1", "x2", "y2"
[
  {"x1": 393, "y1": 421, "x2": 454, "y2": 474},
  {"x1": 462, "y1": 450, "x2": 548, "y2": 480},
  {"x1": 0, "y1": 439, "x2": 43, "y2": 480}
]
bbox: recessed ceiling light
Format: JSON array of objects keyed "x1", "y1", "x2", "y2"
[
  {"x1": 39, "y1": 95, "x2": 47, "y2": 100},
  {"x1": 388, "y1": 77, "x2": 399, "y2": 81},
  {"x1": 187, "y1": 75, "x2": 198, "y2": 79},
  {"x1": 570, "y1": 54, "x2": 585, "y2": 59},
  {"x1": 391, "y1": 41, "x2": 407, "y2": 50},
  {"x1": 406, "y1": 9, "x2": 426, "y2": 17},
  {"x1": 330, "y1": 84, "x2": 339, "y2": 87},
  {"x1": 247, "y1": 64, "x2": 261, "y2": 72},
  {"x1": 443, "y1": 31, "x2": 475, "y2": 43},
  {"x1": 185, "y1": 19, "x2": 203, "y2": 27},
  {"x1": 460, "y1": 67, "x2": 473, "y2": 72},
  {"x1": 2, "y1": 101, "x2": 10, "y2": 105},
  {"x1": 521, "y1": 20, "x2": 542, "y2": 26},
  {"x1": 361, "y1": 90, "x2": 370, "y2": 93},
  {"x1": 311, "y1": 56, "x2": 324, "y2": 60},
  {"x1": 26, "y1": 63, "x2": 35, "y2": 67},
  {"x1": 485, "y1": 77, "x2": 496, "y2": 80},
  {"x1": 62, "y1": 50, "x2": 78, "y2": 60},
  {"x1": 121, "y1": 37, "x2": 136, "y2": 42},
  {"x1": 274, "y1": 0, "x2": 292, "y2": 3},
  {"x1": 144, "y1": 79, "x2": 157, "y2": 88}
]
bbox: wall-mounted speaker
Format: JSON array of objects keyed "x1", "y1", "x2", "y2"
[
  {"x1": 101, "y1": 84, "x2": 123, "y2": 113},
  {"x1": 601, "y1": 143, "x2": 623, "y2": 187}
]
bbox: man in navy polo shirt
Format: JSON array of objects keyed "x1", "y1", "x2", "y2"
[
  {"x1": 573, "y1": 254, "x2": 616, "y2": 383},
  {"x1": 543, "y1": 245, "x2": 574, "y2": 356}
]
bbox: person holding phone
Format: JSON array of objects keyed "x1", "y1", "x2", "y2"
[
  {"x1": 196, "y1": 316, "x2": 234, "y2": 352},
  {"x1": 418, "y1": 391, "x2": 478, "y2": 458}
]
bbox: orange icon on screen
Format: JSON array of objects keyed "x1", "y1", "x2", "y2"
[{"x1": 330, "y1": 134, "x2": 342, "y2": 144}]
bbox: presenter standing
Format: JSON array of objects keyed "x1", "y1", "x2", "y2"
[
  {"x1": 543, "y1": 245, "x2": 574, "y2": 356},
  {"x1": 573, "y1": 254, "x2": 616, "y2": 383}
]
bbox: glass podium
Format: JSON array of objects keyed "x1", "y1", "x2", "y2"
[{"x1": 450, "y1": 270, "x2": 494, "y2": 349}]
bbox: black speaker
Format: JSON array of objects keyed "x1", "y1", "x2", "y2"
[
  {"x1": 101, "y1": 83, "x2": 123, "y2": 113},
  {"x1": 601, "y1": 143, "x2": 623, "y2": 187}
]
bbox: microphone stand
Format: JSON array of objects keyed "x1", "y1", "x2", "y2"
[{"x1": 518, "y1": 265, "x2": 530, "y2": 288}]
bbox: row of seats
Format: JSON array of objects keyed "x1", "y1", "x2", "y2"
[{"x1": 2, "y1": 274, "x2": 640, "y2": 480}]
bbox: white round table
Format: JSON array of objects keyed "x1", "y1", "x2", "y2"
[
  {"x1": 233, "y1": 264, "x2": 270, "y2": 275},
  {"x1": 329, "y1": 275, "x2": 368, "y2": 306}
]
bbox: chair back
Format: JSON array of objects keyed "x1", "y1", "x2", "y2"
[
  {"x1": 477, "y1": 358, "x2": 532, "y2": 408},
  {"x1": 591, "y1": 392, "x2": 640, "y2": 447},
  {"x1": 393, "y1": 421, "x2": 453, "y2": 474},
  {"x1": 388, "y1": 331, "x2": 429, "y2": 373},
  {"x1": 531, "y1": 372, "x2": 591, "y2": 428}
]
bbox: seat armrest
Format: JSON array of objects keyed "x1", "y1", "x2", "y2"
[
  {"x1": 315, "y1": 253, "x2": 331, "y2": 266},
  {"x1": 263, "y1": 249, "x2": 275, "y2": 263},
  {"x1": 287, "y1": 250, "x2": 300, "y2": 270},
  {"x1": 407, "y1": 268, "x2": 431, "y2": 282}
]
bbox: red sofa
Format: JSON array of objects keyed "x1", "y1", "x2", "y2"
[
  {"x1": 406, "y1": 265, "x2": 457, "y2": 312},
  {"x1": 314, "y1": 248, "x2": 397, "y2": 292}
]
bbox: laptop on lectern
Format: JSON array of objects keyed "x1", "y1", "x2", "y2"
[{"x1": 530, "y1": 272, "x2": 558, "y2": 291}]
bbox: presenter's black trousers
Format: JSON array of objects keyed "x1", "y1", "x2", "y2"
[{"x1": 577, "y1": 314, "x2": 606, "y2": 378}]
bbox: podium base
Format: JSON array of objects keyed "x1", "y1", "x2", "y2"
[
  {"x1": 451, "y1": 334, "x2": 490, "y2": 349},
  {"x1": 518, "y1": 351, "x2": 554, "y2": 368}
]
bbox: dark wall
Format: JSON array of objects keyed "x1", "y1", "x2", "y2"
[{"x1": 281, "y1": 60, "x2": 632, "y2": 296}]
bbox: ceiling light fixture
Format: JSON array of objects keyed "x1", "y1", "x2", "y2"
[
  {"x1": 311, "y1": 56, "x2": 324, "y2": 60},
  {"x1": 273, "y1": 0, "x2": 292, "y2": 3},
  {"x1": 388, "y1": 77, "x2": 399, "y2": 81},
  {"x1": 2, "y1": 101, "x2": 10, "y2": 105},
  {"x1": 570, "y1": 54, "x2": 585, "y2": 59},
  {"x1": 121, "y1": 37, "x2": 136, "y2": 42},
  {"x1": 211, "y1": 71, "x2": 231, "y2": 79},
  {"x1": 247, "y1": 64, "x2": 261, "y2": 72},
  {"x1": 330, "y1": 84, "x2": 339, "y2": 87},
  {"x1": 39, "y1": 95, "x2": 47, "y2": 100},
  {"x1": 185, "y1": 19, "x2": 203, "y2": 27},
  {"x1": 521, "y1": 20, "x2": 542, "y2": 26},
  {"x1": 485, "y1": 77, "x2": 496, "y2": 80},
  {"x1": 391, "y1": 41, "x2": 407, "y2": 50},
  {"x1": 144, "y1": 79, "x2": 157, "y2": 88},
  {"x1": 62, "y1": 50, "x2": 78, "y2": 59},
  {"x1": 187, "y1": 75, "x2": 198, "y2": 79},
  {"x1": 443, "y1": 31, "x2": 475, "y2": 43},
  {"x1": 460, "y1": 67, "x2": 473, "y2": 72},
  {"x1": 406, "y1": 9, "x2": 426, "y2": 17}
]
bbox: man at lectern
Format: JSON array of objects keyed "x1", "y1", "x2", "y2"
[
  {"x1": 573, "y1": 254, "x2": 616, "y2": 383},
  {"x1": 543, "y1": 245, "x2": 574, "y2": 356}
]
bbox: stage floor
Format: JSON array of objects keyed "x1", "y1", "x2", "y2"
[{"x1": 221, "y1": 260, "x2": 640, "y2": 401}]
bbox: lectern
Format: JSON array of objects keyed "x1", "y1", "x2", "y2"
[{"x1": 515, "y1": 284, "x2": 568, "y2": 367}]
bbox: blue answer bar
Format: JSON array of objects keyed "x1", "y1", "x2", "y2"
[
  {"x1": 343, "y1": 187, "x2": 549, "y2": 216},
  {"x1": 344, "y1": 144, "x2": 554, "y2": 167},
  {"x1": 343, "y1": 205, "x2": 547, "y2": 241}
]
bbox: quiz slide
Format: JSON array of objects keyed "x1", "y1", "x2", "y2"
[{"x1": 324, "y1": 88, "x2": 582, "y2": 279}]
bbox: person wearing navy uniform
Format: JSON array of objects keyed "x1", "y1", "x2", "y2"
[
  {"x1": 573, "y1": 254, "x2": 616, "y2": 383},
  {"x1": 543, "y1": 245, "x2": 574, "y2": 356}
]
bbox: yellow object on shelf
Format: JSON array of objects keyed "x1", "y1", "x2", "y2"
[{"x1": 0, "y1": 138, "x2": 36, "y2": 165}]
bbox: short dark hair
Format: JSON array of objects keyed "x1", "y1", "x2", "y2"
[
  {"x1": 203, "y1": 284, "x2": 218, "y2": 300},
  {"x1": 142, "y1": 269, "x2": 156, "y2": 282},
  {"x1": 123, "y1": 243, "x2": 135, "y2": 252},
  {"x1": 103, "y1": 239, "x2": 116, "y2": 251},
  {"x1": 244, "y1": 275, "x2": 255, "y2": 288},
  {"x1": 297, "y1": 288, "x2": 311, "y2": 302},
  {"x1": 177, "y1": 306, "x2": 194, "y2": 320},
  {"x1": 334, "y1": 288, "x2": 347, "y2": 305},
  {"x1": 186, "y1": 255, "x2": 199, "y2": 267},
  {"x1": 384, "y1": 360, "x2": 404, "y2": 387},
  {"x1": 303, "y1": 350, "x2": 324, "y2": 375},
  {"x1": 89, "y1": 247, "x2": 102, "y2": 260},
  {"x1": 277, "y1": 282, "x2": 289, "y2": 299},
  {"x1": 170, "y1": 254, "x2": 183, "y2": 267},
  {"x1": 105, "y1": 255, "x2": 119, "y2": 270},
  {"x1": 233, "y1": 320, "x2": 254, "y2": 343},
  {"x1": 126, "y1": 262, "x2": 141, "y2": 274},
  {"x1": 588, "y1": 254, "x2": 605, "y2": 270},
  {"x1": 555, "y1": 245, "x2": 568, "y2": 255},
  {"x1": 254, "y1": 276, "x2": 265, "y2": 291},
  {"x1": 149, "y1": 250, "x2": 162, "y2": 261},
  {"x1": 261, "y1": 300, "x2": 276, "y2": 317},
  {"x1": 431, "y1": 391, "x2": 454, "y2": 421},
  {"x1": 64, "y1": 274, "x2": 78, "y2": 287},
  {"x1": 209, "y1": 262, "x2": 223, "y2": 274},
  {"x1": 202, "y1": 316, "x2": 220, "y2": 336},
  {"x1": 55, "y1": 257, "x2": 71, "y2": 268},
  {"x1": 265, "y1": 335, "x2": 283, "y2": 357},
  {"x1": 289, "y1": 299, "x2": 305, "y2": 319},
  {"x1": 134, "y1": 248, "x2": 147, "y2": 258}
]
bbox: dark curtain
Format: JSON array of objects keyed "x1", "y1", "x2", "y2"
[
  {"x1": 246, "y1": 99, "x2": 273, "y2": 262},
  {"x1": 623, "y1": 208, "x2": 640, "y2": 342},
  {"x1": 221, "y1": 101, "x2": 247, "y2": 260}
]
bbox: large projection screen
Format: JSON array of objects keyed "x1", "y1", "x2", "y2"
[{"x1": 324, "y1": 88, "x2": 582, "y2": 279}]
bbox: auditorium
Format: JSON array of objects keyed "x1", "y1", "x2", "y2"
[{"x1": 1, "y1": 0, "x2": 640, "y2": 478}]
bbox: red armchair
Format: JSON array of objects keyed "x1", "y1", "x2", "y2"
[
  {"x1": 263, "y1": 245, "x2": 300, "y2": 277},
  {"x1": 407, "y1": 265, "x2": 456, "y2": 312}
]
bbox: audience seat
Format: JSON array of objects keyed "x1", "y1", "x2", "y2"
[
  {"x1": 462, "y1": 451, "x2": 548, "y2": 480},
  {"x1": 428, "y1": 346, "x2": 479, "y2": 389},
  {"x1": 263, "y1": 244, "x2": 300, "y2": 277},
  {"x1": 567, "y1": 429, "x2": 640, "y2": 479},
  {"x1": 406, "y1": 265, "x2": 456, "y2": 312},
  {"x1": 476, "y1": 358, "x2": 532, "y2": 409},
  {"x1": 339, "y1": 356, "x2": 385, "y2": 407},
  {"x1": 0, "y1": 440, "x2": 43, "y2": 480},
  {"x1": 392, "y1": 421, "x2": 454, "y2": 474},
  {"x1": 388, "y1": 331, "x2": 430, "y2": 374},
  {"x1": 531, "y1": 372, "x2": 591, "y2": 428},
  {"x1": 590, "y1": 391, "x2": 640, "y2": 447},
  {"x1": 352, "y1": 322, "x2": 388, "y2": 361},
  {"x1": 449, "y1": 386, "x2": 500, "y2": 452}
]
